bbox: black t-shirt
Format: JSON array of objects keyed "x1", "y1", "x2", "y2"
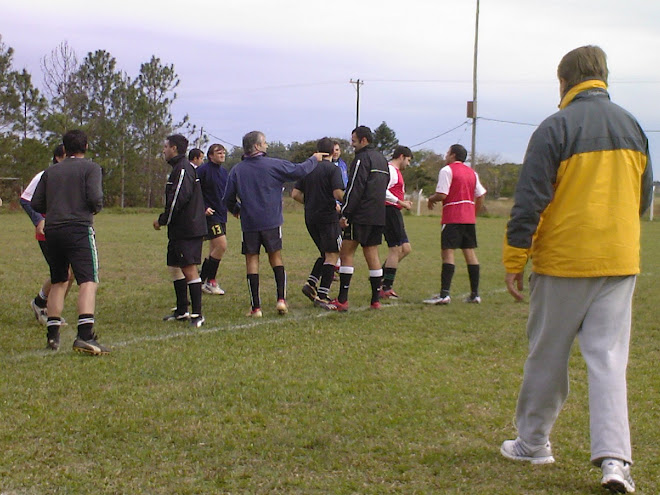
[{"x1": 294, "y1": 160, "x2": 344, "y2": 224}]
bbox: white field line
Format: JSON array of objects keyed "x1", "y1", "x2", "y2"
[{"x1": 3, "y1": 286, "x2": 518, "y2": 363}]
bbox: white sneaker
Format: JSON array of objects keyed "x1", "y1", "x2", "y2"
[
  {"x1": 601, "y1": 458, "x2": 635, "y2": 493},
  {"x1": 31, "y1": 299, "x2": 48, "y2": 325},
  {"x1": 500, "y1": 437, "x2": 555, "y2": 464},
  {"x1": 202, "y1": 280, "x2": 225, "y2": 295},
  {"x1": 423, "y1": 294, "x2": 451, "y2": 305},
  {"x1": 464, "y1": 294, "x2": 481, "y2": 304}
]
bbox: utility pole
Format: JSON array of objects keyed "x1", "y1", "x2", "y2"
[
  {"x1": 350, "y1": 79, "x2": 363, "y2": 128},
  {"x1": 470, "y1": 0, "x2": 480, "y2": 167}
]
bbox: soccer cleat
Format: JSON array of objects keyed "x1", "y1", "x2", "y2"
[
  {"x1": 163, "y1": 310, "x2": 190, "y2": 321},
  {"x1": 73, "y1": 335, "x2": 111, "y2": 356},
  {"x1": 203, "y1": 280, "x2": 225, "y2": 295},
  {"x1": 370, "y1": 301, "x2": 381, "y2": 310},
  {"x1": 601, "y1": 458, "x2": 635, "y2": 493},
  {"x1": 31, "y1": 299, "x2": 48, "y2": 325},
  {"x1": 423, "y1": 294, "x2": 451, "y2": 305},
  {"x1": 330, "y1": 299, "x2": 349, "y2": 312},
  {"x1": 500, "y1": 438, "x2": 555, "y2": 465},
  {"x1": 276, "y1": 299, "x2": 289, "y2": 315},
  {"x1": 46, "y1": 334, "x2": 60, "y2": 351},
  {"x1": 246, "y1": 308, "x2": 263, "y2": 318},
  {"x1": 190, "y1": 314, "x2": 205, "y2": 328},
  {"x1": 302, "y1": 283, "x2": 318, "y2": 303},
  {"x1": 464, "y1": 294, "x2": 482, "y2": 304},
  {"x1": 379, "y1": 289, "x2": 399, "y2": 300},
  {"x1": 314, "y1": 298, "x2": 338, "y2": 311}
]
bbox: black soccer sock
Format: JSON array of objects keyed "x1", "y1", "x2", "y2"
[
  {"x1": 200, "y1": 258, "x2": 210, "y2": 282},
  {"x1": 247, "y1": 273, "x2": 260, "y2": 310},
  {"x1": 188, "y1": 279, "x2": 203, "y2": 316},
  {"x1": 369, "y1": 269, "x2": 383, "y2": 304},
  {"x1": 273, "y1": 265, "x2": 286, "y2": 301},
  {"x1": 382, "y1": 267, "x2": 397, "y2": 291},
  {"x1": 467, "y1": 264, "x2": 480, "y2": 296},
  {"x1": 35, "y1": 290, "x2": 48, "y2": 308},
  {"x1": 308, "y1": 257, "x2": 324, "y2": 287},
  {"x1": 440, "y1": 263, "x2": 455, "y2": 298},
  {"x1": 77, "y1": 313, "x2": 95, "y2": 341},
  {"x1": 208, "y1": 256, "x2": 221, "y2": 282},
  {"x1": 173, "y1": 278, "x2": 188, "y2": 314},
  {"x1": 46, "y1": 317, "x2": 61, "y2": 340},
  {"x1": 318, "y1": 263, "x2": 336, "y2": 301},
  {"x1": 338, "y1": 266, "x2": 354, "y2": 303}
]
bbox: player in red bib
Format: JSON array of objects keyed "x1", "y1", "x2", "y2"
[{"x1": 423, "y1": 144, "x2": 486, "y2": 305}]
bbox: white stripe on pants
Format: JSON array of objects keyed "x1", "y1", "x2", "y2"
[{"x1": 515, "y1": 273, "x2": 635, "y2": 465}]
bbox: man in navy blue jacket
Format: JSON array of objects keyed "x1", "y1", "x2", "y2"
[
  {"x1": 197, "y1": 143, "x2": 230, "y2": 295},
  {"x1": 224, "y1": 130, "x2": 327, "y2": 317}
]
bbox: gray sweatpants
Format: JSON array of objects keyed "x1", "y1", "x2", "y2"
[{"x1": 515, "y1": 273, "x2": 636, "y2": 465}]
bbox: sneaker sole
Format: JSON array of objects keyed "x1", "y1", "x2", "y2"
[
  {"x1": 73, "y1": 346, "x2": 110, "y2": 356},
  {"x1": 602, "y1": 476, "x2": 634, "y2": 493},
  {"x1": 500, "y1": 446, "x2": 555, "y2": 465}
]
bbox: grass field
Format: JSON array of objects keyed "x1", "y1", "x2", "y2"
[{"x1": 1, "y1": 206, "x2": 658, "y2": 494}]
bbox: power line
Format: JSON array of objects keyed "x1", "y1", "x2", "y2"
[
  {"x1": 479, "y1": 116, "x2": 538, "y2": 127},
  {"x1": 205, "y1": 131, "x2": 239, "y2": 149},
  {"x1": 410, "y1": 121, "x2": 470, "y2": 148}
]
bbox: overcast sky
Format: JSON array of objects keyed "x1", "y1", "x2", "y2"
[{"x1": 3, "y1": 0, "x2": 659, "y2": 174}]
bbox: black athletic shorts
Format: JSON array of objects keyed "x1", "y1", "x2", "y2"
[
  {"x1": 306, "y1": 221, "x2": 342, "y2": 255},
  {"x1": 167, "y1": 237, "x2": 203, "y2": 267},
  {"x1": 206, "y1": 221, "x2": 226, "y2": 240},
  {"x1": 242, "y1": 227, "x2": 282, "y2": 255},
  {"x1": 38, "y1": 239, "x2": 51, "y2": 265},
  {"x1": 342, "y1": 222, "x2": 383, "y2": 247},
  {"x1": 384, "y1": 206, "x2": 409, "y2": 248},
  {"x1": 45, "y1": 225, "x2": 99, "y2": 284},
  {"x1": 441, "y1": 223, "x2": 478, "y2": 250}
]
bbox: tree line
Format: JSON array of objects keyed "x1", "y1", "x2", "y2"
[{"x1": 0, "y1": 36, "x2": 521, "y2": 208}]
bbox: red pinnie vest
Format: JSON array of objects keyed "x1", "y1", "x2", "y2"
[
  {"x1": 385, "y1": 166, "x2": 405, "y2": 209},
  {"x1": 442, "y1": 162, "x2": 477, "y2": 224}
]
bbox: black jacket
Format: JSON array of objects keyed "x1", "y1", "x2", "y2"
[
  {"x1": 32, "y1": 157, "x2": 103, "y2": 229},
  {"x1": 341, "y1": 144, "x2": 389, "y2": 226},
  {"x1": 158, "y1": 154, "x2": 207, "y2": 240}
]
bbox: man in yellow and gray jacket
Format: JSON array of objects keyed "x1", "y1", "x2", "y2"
[{"x1": 500, "y1": 46, "x2": 652, "y2": 494}]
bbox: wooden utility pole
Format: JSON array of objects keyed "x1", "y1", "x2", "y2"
[
  {"x1": 470, "y1": 0, "x2": 480, "y2": 167},
  {"x1": 350, "y1": 79, "x2": 363, "y2": 128}
]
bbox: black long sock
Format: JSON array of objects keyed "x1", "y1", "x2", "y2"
[
  {"x1": 247, "y1": 274, "x2": 260, "y2": 310},
  {"x1": 47, "y1": 316, "x2": 61, "y2": 340},
  {"x1": 34, "y1": 292, "x2": 48, "y2": 308},
  {"x1": 208, "y1": 256, "x2": 221, "y2": 281},
  {"x1": 77, "y1": 313, "x2": 95, "y2": 341},
  {"x1": 174, "y1": 278, "x2": 188, "y2": 314},
  {"x1": 317, "y1": 263, "x2": 335, "y2": 300},
  {"x1": 382, "y1": 267, "x2": 397, "y2": 291},
  {"x1": 369, "y1": 271, "x2": 382, "y2": 304},
  {"x1": 467, "y1": 264, "x2": 480, "y2": 296},
  {"x1": 440, "y1": 263, "x2": 455, "y2": 298},
  {"x1": 308, "y1": 257, "x2": 324, "y2": 287},
  {"x1": 200, "y1": 258, "x2": 210, "y2": 282},
  {"x1": 189, "y1": 280, "x2": 202, "y2": 316},
  {"x1": 338, "y1": 267, "x2": 353, "y2": 303},
  {"x1": 273, "y1": 265, "x2": 286, "y2": 300}
]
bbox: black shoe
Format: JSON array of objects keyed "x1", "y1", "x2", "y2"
[
  {"x1": 190, "y1": 314, "x2": 205, "y2": 328},
  {"x1": 73, "y1": 335, "x2": 111, "y2": 355},
  {"x1": 46, "y1": 334, "x2": 60, "y2": 351},
  {"x1": 163, "y1": 310, "x2": 190, "y2": 321},
  {"x1": 46, "y1": 326, "x2": 60, "y2": 351},
  {"x1": 302, "y1": 283, "x2": 318, "y2": 302}
]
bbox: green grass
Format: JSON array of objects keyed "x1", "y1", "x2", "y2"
[{"x1": 1, "y1": 207, "x2": 659, "y2": 494}]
